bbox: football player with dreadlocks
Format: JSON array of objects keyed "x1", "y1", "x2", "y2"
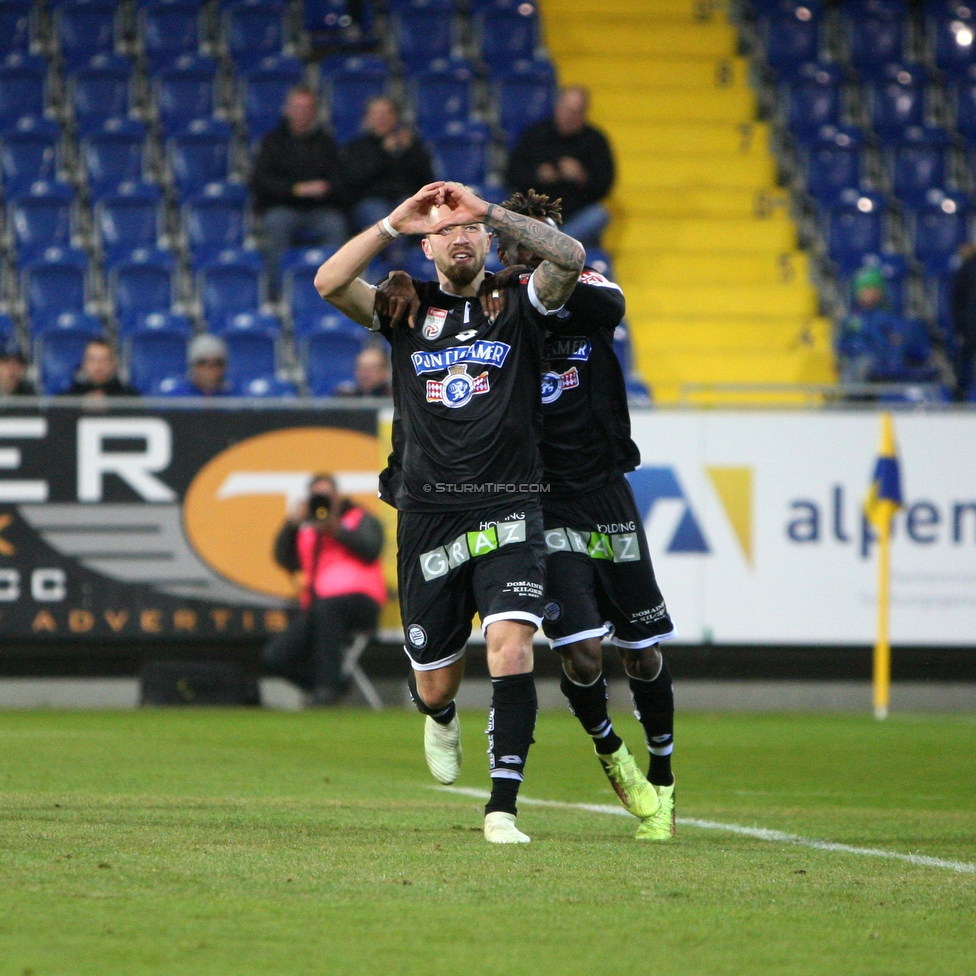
[{"x1": 379, "y1": 190, "x2": 677, "y2": 840}]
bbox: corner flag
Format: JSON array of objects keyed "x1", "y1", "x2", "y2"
[
  {"x1": 864, "y1": 413, "x2": 901, "y2": 721},
  {"x1": 865, "y1": 413, "x2": 902, "y2": 533}
]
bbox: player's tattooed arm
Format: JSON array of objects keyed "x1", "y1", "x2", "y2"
[{"x1": 482, "y1": 202, "x2": 584, "y2": 310}]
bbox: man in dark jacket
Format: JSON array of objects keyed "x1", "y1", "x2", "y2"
[
  {"x1": 505, "y1": 86, "x2": 615, "y2": 248},
  {"x1": 342, "y1": 97, "x2": 434, "y2": 236},
  {"x1": 0, "y1": 341, "x2": 35, "y2": 396},
  {"x1": 251, "y1": 85, "x2": 348, "y2": 294},
  {"x1": 66, "y1": 339, "x2": 140, "y2": 397},
  {"x1": 263, "y1": 474, "x2": 386, "y2": 705}
]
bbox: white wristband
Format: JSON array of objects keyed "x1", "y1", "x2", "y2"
[{"x1": 380, "y1": 216, "x2": 400, "y2": 238}]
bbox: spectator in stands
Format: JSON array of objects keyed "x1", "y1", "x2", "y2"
[
  {"x1": 335, "y1": 344, "x2": 392, "y2": 397},
  {"x1": 837, "y1": 268, "x2": 933, "y2": 385},
  {"x1": 950, "y1": 243, "x2": 976, "y2": 400},
  {"x1": 66, "y1": 339, "x2": 140, "y2": 398},
  {"x1": 251, "y1": 85, "x2": 348, "y2": 295},
  {"x1": 161, "y1": 334, "x2": 235, "y2": 397},
  {"x1": 263, "y1": 473, "x2": 386, "y2": 706},
  {"x1": 342, "y1": 97, "x2": 434, "y2": 236},
  {"x1": 0, "y1": 341, "x2": 35, "y2": 396},
  {"x1": 505, "y1": 86, "x2": 615, "y2": 248}
]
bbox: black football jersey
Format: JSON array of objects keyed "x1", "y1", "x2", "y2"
[
  {"x1": 377, "y1": 275, "x2": 554, "y2": 512},
  {"x1": 540, "y1": 269, "x2": 639, "y2": 498}
]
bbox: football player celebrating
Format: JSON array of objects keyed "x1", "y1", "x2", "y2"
[{"x1": 315, "y1": 181, "x2": 584, "y2": 843}]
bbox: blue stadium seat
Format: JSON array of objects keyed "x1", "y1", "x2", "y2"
[
  {"x1": 476, "y1": 8, "x2": 541, "y2": 74},
  {"x1": 493, "y1": 61, "x2": 556, "y2": 146},
  {"x1": 804, "y1": 125, "x2": 865, "y2": 204},
  {"x1": 869, "y1": 64, "x2": 927, "y2": 138},
  {"x1": 154, "y1": 61, "x2": 218, "y2": 136},
  {"x1": 760, "y1": 2, "x2": 825, "y2": 79},
  {"x1": 1, "y1": 121, "x2": 60, "y2": 198},
  {"x1": 824, "y1": 189, "x2": 888, "y2": 273},
  {"x1": 240, "y1": 56, "x2": 304, "y2": 142},
  {"x1": 127, "y1": 328, "x2": 187, "y2": 394},
  {"x1": 35, "y1": 319, "x2": 106, "y2": 394},
  {"x1": 223, "y1": 2, "x2": 286, "y2": 72},
  {"x1": 241, "y1": 375, "x2": 297, "y2": 397},
  {"x1": 303, "y1": 330, "x2": 363, "y2": 395},
  {"x1": 838, "y1": 252, "x2": 910, "y2": 315},
  {"x1": 9, "y1": 182, "x2": 76, "y2": 262},
  {"x1": 323, "y1": 56, "x2": 388, "y2": 143},
  {"x1": 303, "y1": 0, "x2": 375, "y2": 48},
  {"x1": 221, "y1": 310, "x2": 283, "y2": 335},
  {"x1": 218, "y1": 325, "x2": 278, "y2": 385},
  {"x1": 887, "y1": 126, "x2": 950, "y2": 206},
  {"x1": 94, "y1": 182, "x2": 164, "y2": 264},
  {"x1": 22, "y1": 248, "x2": 88, "y2": 329},
  {"x1": 0, "y1": 3, "x2": 31, "y2": 57},
  {"x1": 0, "y1": 57, "x2": 46, "y2": 131},
  {"x1": 119, "y1": 309, "x2": 193, "y2": 339},
  {"x1": 55, "y1": 1, "x2": 118, "y2": 73},
  {"x1": 0, "y1": 311, "x2": 14, "y2": 343},
  {"x1": 409, "y1": 62, "x2": 474, "y2": 141},
  {"x1": 910, "y1": 190, "x2": 971, "y2": 274},
  {"x1": 167, "y1": 123, "x2": 233, "y2": 198},
  {"x1": 182, "y1": 183, "x2": 249, "y2": 263},
  {"x1": 81, "y1": 123, "x2": 149, "y2": 199},
  {"x1": 431, "y1": 123, "x2": 489, "y2": 187},
  {"x1": 392, "y1": 8, "x2": 455, "y2": 72},
  {"x1": 784, "y1": 62, "x2": 844, "y2": 143},
  {"x1": 279, "y1": 245, "x2": 338, "y2": 275},
  {"x1": 292, "y1": 308, "x2": 364, "y2": 339},
  {"x1": 70, "y1": 63, "x2": 133, "y2": 136},
  {"x1": 843, "y1": 0, "x2": 907, "y2": 78},
  {"x1": 928, "y1": 2, "x2": 976, "y2": 78},
  {"x1": 198, "y1": 255, "x2": 263, "y2": 326},
  {"x1": 138, "y1": 0, "x2": 202, "y2": 73},
  {"x1": 110, "y1": 250, "x2": 176, "y2": 328},
  {"x1": 950, "y1": 69, "x2": 976, "y2": 140},
  {"x1": 284, "y1": 262, "x2": 325, "y2": 324}
]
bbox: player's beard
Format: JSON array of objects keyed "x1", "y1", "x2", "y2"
[{"x1": 441, "y1": 261, "x2": 481, "y2": 288}]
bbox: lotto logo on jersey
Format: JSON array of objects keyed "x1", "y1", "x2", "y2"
[
  {"x1": 426, "y1": 364, "x2": 490, "y2": 408},
  {"x1": 540, "y1": 366, "x2": 580, "y2": 404},
  {"x1": 422, "y1": 307, "x2": 448, "y2": 340}
]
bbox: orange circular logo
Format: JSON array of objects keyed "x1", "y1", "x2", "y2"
[{"x1": 183, "y1": 427, "x2": 381, "y2": 598}]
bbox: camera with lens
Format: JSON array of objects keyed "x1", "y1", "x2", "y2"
[{"x1": 309, "y1": 493, "x2": 332, "y2": 521}]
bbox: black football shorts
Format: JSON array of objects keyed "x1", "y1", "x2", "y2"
[
  {"x1": 396, "y1": 502, "x2": 547, "y2": 670},
  {"x1": 541, "y1": 476, "x2": 675, "y2": 649}
]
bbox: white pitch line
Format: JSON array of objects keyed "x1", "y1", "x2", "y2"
[{"x1": 437, "y1": 786, "x2": 976, "y2": 875}]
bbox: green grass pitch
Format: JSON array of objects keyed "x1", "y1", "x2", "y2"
[{"x1": 1, "y1": 706, "x2": 973, "y2": 976}]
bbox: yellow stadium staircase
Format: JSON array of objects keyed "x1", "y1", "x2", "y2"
[{"x1": 540, "y1": 0, "x2": 837, "y2": 404}]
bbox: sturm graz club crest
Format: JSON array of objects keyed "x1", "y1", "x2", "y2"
[
  {"x1": 540, "y1": 366, "x2": 580, "y2": 404},
  {"x1": 426, "y1": 364, "x2": 490, "y2": 409}
]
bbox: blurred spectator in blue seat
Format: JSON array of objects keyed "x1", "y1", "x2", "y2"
[
  {"x1": 950, "y1": 242, "x2": 976, "y2": 400},
  {"x1": 341, "y1": 97, "x2": 433, "y2": 238},
  {"x1": 334, "y1": 344, "x2": 392, "y2": 397},
  {"x1": 159, "y1": 334, "x2": 235, "y2": 397},
  {"x1": 65, "y1": 338, "x2": 140, "y2": 398},
  {"x1": 505, "y1": 85, "x2": 614, "y2": 248},
  {"x1": 0, "y1": 340, "x2": 34, "y2": 396},
  {"x1": 837, "y1": 267, "x2": 935, "y2": 384},
  {"x1": 250, "y1": 85, "x2": 348, "y2": 296}
]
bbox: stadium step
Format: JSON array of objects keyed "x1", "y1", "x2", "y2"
[{"x1": 540, "y1": 0, "x2": 836, "y2": 401}]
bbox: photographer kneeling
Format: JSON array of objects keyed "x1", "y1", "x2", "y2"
[{"x1": 263, "y1": 474, "x2": 386, "y2": 705}]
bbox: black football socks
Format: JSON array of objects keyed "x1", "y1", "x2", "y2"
[
  {"x1": 628, "y1": 657, "x2": 675, "y2": 786},
  {"x1": 484, "y1": 672, "x2": 537, "y2": 816},
  {"x1": 559, "y1": 668, "x2": 624, "y2": 756},
  {"x1": 407, "y1": 670, "x2": 456, "y2": 725}
]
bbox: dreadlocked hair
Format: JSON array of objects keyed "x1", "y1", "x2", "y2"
[{"x1": 500, "y1": 189, "x2": 563, "y2": 225}]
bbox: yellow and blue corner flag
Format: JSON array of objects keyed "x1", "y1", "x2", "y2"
[{"x1": 865, "y1": 413, "x2": 902, "y2": 533}]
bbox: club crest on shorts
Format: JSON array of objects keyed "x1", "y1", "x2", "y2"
[
  {"x1": 426, "y1": 363, "x2": 490, "y2": 408},
  {"x1": 422, "y1": 307, "x2": 448, "y2": 340},
  {"x1": 407, "y1": 624, "x2": 427, "y2": 648},
  {"x1": 543, "y1": 600, "x2": 562, "y2": 621},
  {"x1": 540, "y1": 366, "x2": 580, "y2": 404}
]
